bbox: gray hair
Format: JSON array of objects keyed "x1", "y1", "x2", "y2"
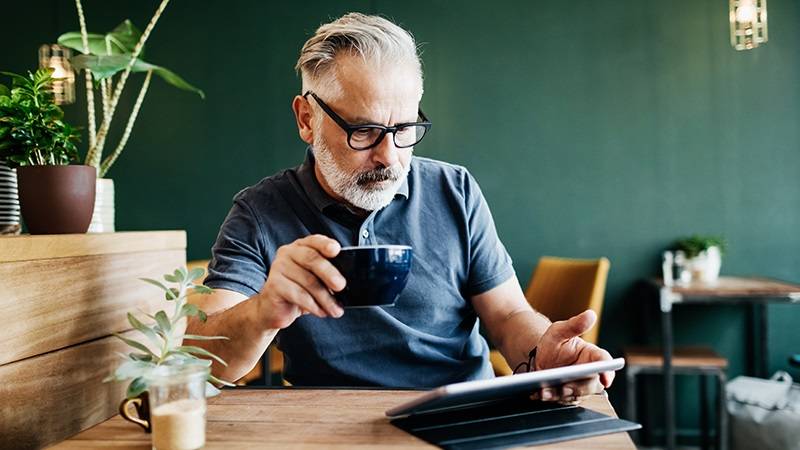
[{"x1": 295, "y1": 13, "x2": 423, "y2": 99}]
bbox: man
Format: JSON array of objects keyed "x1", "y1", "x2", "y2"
[{"x1": 189, "y1": 13, "x2": 614, "y2": 401}]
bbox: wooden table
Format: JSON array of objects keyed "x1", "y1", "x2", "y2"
[
  {"x1": 51, "y1": 388, "x2": 636, "y2": 449},
  {"x1": 0, "y1": 231, "x2": 187, "y2": 450},
  {"x1": 649, "y1": 276, "x2": 800, "y2": 450}
]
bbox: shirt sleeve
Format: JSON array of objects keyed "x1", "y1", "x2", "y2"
[
  {"x1": 463, "y1": 171, "x2": 515, "y2": 296},
  {"x1": 204, "y1": 196, "x2": 268, "y2": 297}
]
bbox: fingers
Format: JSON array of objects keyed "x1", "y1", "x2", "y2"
[
  {"x1": 289, "y1": 242, "x2": 347, "y2": 292},
  {"x1": 282, "y1": 259, "x2": 344, "y2": 318},
  {"x1": 260, "y1": 236, "x2": 346, "y2": 327},
  {"x1": 545, "y1": 309, "x2": 597, "y2": 343},
  {"x1": 530, "y1": 376, "x2": 605, "y2": 403},
  {"x1": 274, "y1": 273, "x2": 326, "y2": 318},
  {"x1": 296, "y1": 234, "x2": 341, "y2": 259}
]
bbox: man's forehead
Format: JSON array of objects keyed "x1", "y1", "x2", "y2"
[{"x1": 334, "y1": 56, "x2": 421, "y2": 98}]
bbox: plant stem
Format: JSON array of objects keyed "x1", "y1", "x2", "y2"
[
  {"x1": 91, "y1": 0, "x2": 171, "y2": 171},
  {"x1": 99, "y1": 70, "x2": 152, "y2": 177},
  {"x1": 74, "y1": 0, "x2": 97, "y2": 161},
  {"x1": 100, "y1": 78, "x2": 110, "y2": 121}
]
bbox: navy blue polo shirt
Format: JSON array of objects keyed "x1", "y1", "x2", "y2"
[{"x1": 205, "y1": 148, "x2": 514, "y2": 387}]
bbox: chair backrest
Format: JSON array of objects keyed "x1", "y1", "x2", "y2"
[{"x1": 523, "y1": 256, "x2": 610, "y2": 345}]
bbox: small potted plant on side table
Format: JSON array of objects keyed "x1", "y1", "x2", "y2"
[
  {"x1": 108, "y1": 266, "x2": 233, "y2": 450},
  {"x1": 675, "y1": 235, "x2": 727, "y2": 283},
  {"x1": 0, "y1": 68, "x2": 95, "y2": 234}
]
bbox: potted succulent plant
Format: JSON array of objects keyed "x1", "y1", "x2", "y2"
[
  {"x1": 0, "y1": 68, "x2": 95, "y2": 234},
  {"x1": 56, "y1": 0, "x2": 204, "y2": 232},
  {"x1": 675, "y1": 235, "x2": 727, "y2": 283},
  {"x1": 108, "y1": 266, "x2": 233, "y2": 434}
]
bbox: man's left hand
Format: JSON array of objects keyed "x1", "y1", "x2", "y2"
[{"x1": 531, "y1": 309, "x2": 614, "y2": 403}]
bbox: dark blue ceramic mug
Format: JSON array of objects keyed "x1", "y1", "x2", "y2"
[{"x1": 331, "y1": 245, "x2": 413, "y2": 308}]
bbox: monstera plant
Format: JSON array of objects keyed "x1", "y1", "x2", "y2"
[{"x1": 57, "y1": 0, "x2": 204, "y2": 232}]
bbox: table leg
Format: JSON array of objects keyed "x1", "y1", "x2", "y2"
[
  {"x1": 759, "y1": 303, "x2": 768, "y2": 378},
  {"x1": 747, "y1": 303, "x2": 769, "y2": 378},
  {"x1": 261, "y1": 346, "x2": 272, "y2": 386},
  {"x1": 660, "y1": 287, "x2": 675, "y2": 450}
]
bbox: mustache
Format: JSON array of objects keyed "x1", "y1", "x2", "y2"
[{"x1": 357, "y1": 165, "x2": 402, "y2": 185}]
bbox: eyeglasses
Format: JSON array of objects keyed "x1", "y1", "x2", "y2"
[{"x1": 303, "y1": 91, "x2": 431, "y2": 151}]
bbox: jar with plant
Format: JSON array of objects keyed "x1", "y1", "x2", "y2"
[
  {"x1": 54, "y1": 0, "x2": 204, "y2": 232},
  {"x1": 0, "y1": 68, "x2": 95, "y2": 234},
  {"x1": 109, "y1": 266, "x2": 233, "y2": 448},
  {"x1": 675, "y1": 235, "x2": 727, "y2": 283}
]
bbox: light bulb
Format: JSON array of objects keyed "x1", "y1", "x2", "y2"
[{"x1": 736, "y1": 0, "x2": 757, "y2": 23}]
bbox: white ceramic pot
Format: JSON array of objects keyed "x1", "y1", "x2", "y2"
[
  {"x1": 88, "y1": 178, "x2": 115, "y2": 233},
  {"x1": 690, "y1": 246, "x2": 722, "y2": 283}
]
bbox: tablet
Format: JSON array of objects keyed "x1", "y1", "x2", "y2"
[{"x1": 385, "y1": 357, "x2": 625, "y2": 418}]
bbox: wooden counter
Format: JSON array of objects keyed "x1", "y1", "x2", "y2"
[
  {"x1": 51, "y1": 389, "x2": 636, "y2": 449},
  {"x1": 0, "y1": 231, "x2": 187, "y2": 450}
]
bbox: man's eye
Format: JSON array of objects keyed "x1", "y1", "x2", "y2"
[
  {"x1": 352, "y1": 128, "x2": 373, "y2": 138},
  {"x1": 396, "y1": 127, "x2": 413, "y2": 135}
]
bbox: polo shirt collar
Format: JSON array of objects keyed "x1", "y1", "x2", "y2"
[{"x1": 297, "y1": 147, "x2": 410, "y2": 214}]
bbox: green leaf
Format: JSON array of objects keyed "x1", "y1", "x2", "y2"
[
  {"x1": 107, "y1": 20, "x2": 143, "y2": 56},
  {"x1": 69, "y1": 54, "x2": 129, "y2": 80},
  {"x1": 178, "y1": 303, "x2": 200, "y2": 319},
  {"x1": 178, "y1": 334, "x2": 229, "y2": 341},
  {"x1": 176, "y1": 345, "x2": 228, "y2": 366},
  {"x1": 131, "y1": 59, "x2": 205, "y2": 99},
  {"x1": 188, "y1": 267, "x2": 205, "y2": 282},
  {"x1": 164, "y1": 274, "x2": 180, "y2": 283},
  {"x1": 114, "y1": 359, "x2": 156, "y2": 381},
  {"x1": 127, "y1": 312, "x2": 162, "y2": 348},
  {"x1": 126, "y1": 377, "x2": 148, "y2": 399},
  {"x1": 58, "y1": 20, "x2": 142, "y2": 56},
  {"x1": 208, "y1": 373, "x2": 236, "y2": 387},
  {"x1": 0, "y1": 84, "x2": 9, "y2": 97},
  {"x1": 139, "y1": 277, "x2": 169, "y2": 292},
  {"x1": 154, "y1": 311, "x2": 171, "y2": 334},
  {"x1": 129, "y1": 352, "x2": 154, "y2": 362},
  {"x1": 165, "y1": 287, "x2": 180, "y2": 300},
  {"x1": 192, "y1": 284, "x2": 213, "y2": 295},
  {"x1": 57, "y1": 32, "x2": 109, "y2": 55},
  {"x1": 112, "y1": 332, "x2": 156, "y2": 358}
]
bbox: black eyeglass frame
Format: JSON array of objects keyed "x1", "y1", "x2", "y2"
[{"x1": 303, "y1": 90, "x2": 431, "y2": 151}]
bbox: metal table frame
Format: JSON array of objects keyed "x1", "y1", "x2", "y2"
[{"x1": 652, "y1": 277, "x2": 800, "y2": 450}]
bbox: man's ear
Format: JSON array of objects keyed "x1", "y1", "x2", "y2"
[{"x1": 292, "y1": 95, "x2": 314, "y2": 144}]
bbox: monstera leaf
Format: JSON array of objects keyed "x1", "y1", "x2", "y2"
[
  {"x1": 70, "y1": 54, "x2": 205, "y2": 99},
  {"x1": 58, "y1": 20, "x2": 144, "y2": 56}
]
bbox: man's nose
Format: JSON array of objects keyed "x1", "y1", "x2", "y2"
[{"x1": 370, "y1": 133, "x2": 400, "y2": 168}]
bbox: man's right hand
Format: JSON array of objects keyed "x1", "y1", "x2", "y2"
[{"x1": 256, "y1": 234, "x2": 347, "y2": 329}]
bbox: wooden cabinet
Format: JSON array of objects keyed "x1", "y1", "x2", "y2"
[{"x1": 0, "y1": 231, "x2": 186, "y2": 450}]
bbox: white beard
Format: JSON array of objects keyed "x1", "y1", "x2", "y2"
[{"x1": 312, "y1": 137, "x2": 409, "y2": 211}]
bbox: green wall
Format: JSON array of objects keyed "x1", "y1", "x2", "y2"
[{"x1": 3, "y1": 0, "x2": 800, "y2": 443}]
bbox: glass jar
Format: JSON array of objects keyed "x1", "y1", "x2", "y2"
[{"x1": 147, "y1": 361, "x2": 209, "y2": 450}]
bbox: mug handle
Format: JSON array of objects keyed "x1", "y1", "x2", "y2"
[{"x1": 119, "y1": 397, "x2": 150, "y2": 431}]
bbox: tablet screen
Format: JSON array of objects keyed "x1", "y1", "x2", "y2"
[{"x1": 385, "y1": 357, "x2": 625, "y2": 418}]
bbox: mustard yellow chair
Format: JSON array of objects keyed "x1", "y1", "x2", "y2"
[{"x1": 491, "y1": 256, "x2": 611, "y2": 376}]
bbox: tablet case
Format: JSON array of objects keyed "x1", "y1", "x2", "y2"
[{"x1": 390, "y1": 395, "x2": 640, "y2": 449}]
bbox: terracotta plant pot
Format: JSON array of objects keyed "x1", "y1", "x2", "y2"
[{"x1": 16, "y1": 165, "x2": 96, "y2": 234}]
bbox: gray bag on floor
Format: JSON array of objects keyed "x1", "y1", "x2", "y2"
[{"x1": 726, "y1": 371, "x2": 800, "y2": 450}]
